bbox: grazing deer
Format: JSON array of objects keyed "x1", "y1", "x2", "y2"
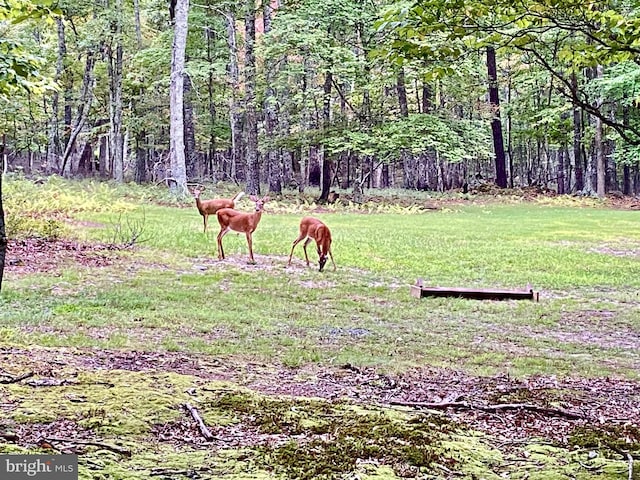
[
  {"x1": 193, "y1": 189, "x2": 245, "y2": 233},
  {"x1": 216, "y1": 195, "x2": 270, "y2": 263},
  {"x1": 288, "y1": 216, "x2": 336, "y2": 272}
]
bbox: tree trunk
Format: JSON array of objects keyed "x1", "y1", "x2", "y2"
[
  {"x1": 135, "y1": 130, "x2": 147, "y2": 183},
  {"x1": 422, "y1": 82, "x2": 432, "y2": 113},
  {"x1": 319, "y1": 71, "x2": 333, "y2": 202},
  {"x1": 225, "y1": 11, "x2": 243, "y2": 182},
  {"x1": 0, "y1": 148, "x2": 6, "y2": 293},
  {"x1": 46, "y1": 17, "x2": 65, "y2": 174},
  {"x1": 244, "y1": 0, "x2": 260, "y2": 195},
  {"x1": 108, "y1": 37, "x2": 124, "y2": 183},
  {"x1": 184, "y1": 73, "x2": 197, "y2": 179},
  {"x1": 169, "y1": 0, "x2": 189, "y2": 195},
  {"x1": 397, "y1": 70, "x2": 415, "y2": 189},
  {"x1": 486, "y1": 46, "x2": 508, "y2": 188},
  {"x1": 60, "y1": 50, "x2": 96, "y2": 176},
  {"x1": 557, "y1": 146, "x2": 566, "y2": 194},
  {"x1": 205, "y1": 27, "x2": 217, "y2": 180},
  {"x1": 397, "y1": 69, "x2": 408, "y2": 117},
  {"x1": 263, "y1": 1, "x2": 282, "y2": 194},
  {"x1": 571, "y1": 73, "x2": 584, "y2": 192},
  {"x1": 133, "y1": 0, "x2": 143, "y2": 48},
  {"x1": 595, "y1": 66, "x2": 605, "y2": 197}
]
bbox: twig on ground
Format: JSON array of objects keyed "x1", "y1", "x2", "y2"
[
  {"x1": 184, "y1": 402, "x2": 216, "y2": 441},
  {"x1": 45, "y1": 437, "x2": 131, "y2": 456},
  {"x1": 0, "y1": 372, "x2": 35, "y2": 384},
  {"x1": 389, "y1": 400, "x2": 584, "y2": 420},
  {"x1": 0, "y1": 432, "x2": 18, "y2": 441}
]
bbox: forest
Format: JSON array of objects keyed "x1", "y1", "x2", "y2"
[{"x1": 2, "y1": 0, "x2": 640, "y2": 198}]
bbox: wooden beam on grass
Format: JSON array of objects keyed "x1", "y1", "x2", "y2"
[{"x1": 411, "y1": 279, "x2": 539, "y2": 301}]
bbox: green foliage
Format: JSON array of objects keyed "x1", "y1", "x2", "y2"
[
  {"x1": 324, "y1": 114, "x2": 492, "y2": 163},
  {"x1": 2, "y1": 176, "x2": 178, "y2": 238},
  {"x1": 0, "y1": 0, "x2": 59, "y2": 95}
]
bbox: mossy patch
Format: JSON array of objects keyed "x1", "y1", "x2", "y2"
[
  {"x1": 570, "y1": 424, "x2": 640, "y2": 456},
  {"x1": 0, "y1": 359, "x2": 634, "y2": 479}
]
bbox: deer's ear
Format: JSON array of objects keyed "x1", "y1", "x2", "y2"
[
  {"x1": 249, "y1": 195, "x2": 258, "y2": 201},
  {"x1": 263, "y1": 196, "x2": 270, "y2": 202}
]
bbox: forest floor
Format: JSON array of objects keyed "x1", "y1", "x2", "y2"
[{"x1": 2, "y1": 190, "x2": 640, "y2": 479}]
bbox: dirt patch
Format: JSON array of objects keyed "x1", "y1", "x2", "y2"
[
  {"x1": 5, "y1": 238, "x2": 120, "y2": 275},
  {"x1": 2, "y1": 346, "x2": 639, "y2": 450}
]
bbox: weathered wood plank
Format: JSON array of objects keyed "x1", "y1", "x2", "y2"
[{"x1": 411, "y1": 281, "x2": 539, "y2": 301}]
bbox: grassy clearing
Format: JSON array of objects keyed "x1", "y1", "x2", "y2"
[
  {"x1": 2, "y1": 178, "x2": 640, "y2": 377},
  {"x1": 1, "y1": 177, "x2": 639, "y2": 478}
]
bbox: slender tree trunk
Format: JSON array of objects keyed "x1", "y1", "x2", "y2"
[
  {"x1": 133, "y1": 0, "x2": 143, "y2": 48},
  {"x1": 263, "y1": 1, "x2": 281, "y2": 194},
  {"x1": 594, "y1": 65, "x2": 605, "y2": 197},
  {"x1": 0, "y1": 147, "x2": 6, "y2": 293},
  {"x1": 422, "y1": 82, "x2": 432, "y2": 113},
  {"x1": 397, "y1": 70, "x2": 415, "y2": 188},
  {"x1": 319, "y1": 71, "x2": 332, "y2": 202},
  {"x1": 169, "y1": 0, "x2": 189, "y2": 195},
  {"x1": 60, "y1": 51, "x2": 96, "y2": 175},
  {"x1": 108, "y1": 35, "x2": 124, "y2": 183},
  {"x1": 46, "y1": 17, "x2": 66, "y2": 174},
  {"x1": 184, "y1": 74, "x2": 197, "y2": 179},
  {"x1": 486, "y1": 46, "x2": 508, "y2": 188},
  {"x1": 557, "y1": 147, "x2": 566, "y2": 194},
  {"x1": 205, "y1": 27, "x2": 217, "y2": 179},
  {"x1": 135, "y1": 129, "x2": 147, "y2": 183},
  {"x1": 571, "y1": 73, "x2": 584, "y2": 192},
  {"x1": 225, "y1": 11, "x2": 243, "y2": 182},
  {"x1": 397, "y1": 69, "x2": 408, "y2": 117},
  {"x1": 244, "y1": 0, "x2": 259, "y2": 194}
]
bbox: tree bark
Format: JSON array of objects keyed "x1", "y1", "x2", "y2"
[
  {"x1": 205, "y1": 27, "x2": 217, "y2": 179},
  {"x1": 46, "y1": 17, "x2": 65, "y2": 174},
  {"x1": 319, "y1": 71, "x2": 333, "y2": 202},
  {"x1": 133, "y1": 0, "x2": 143, "y2": 49},
  {"x1": 0, "y1": 149, "x2": 6, "y2": 293},
  {"x1": 397, "y1": 70, "x2": 415, "y2": 189},
  {"x1": 184, "y1": 74, "x2": 197, "y2": 179},
  {"x1": 60, "y1": 51, "x2": 96, "y2": 176},
  {"x1": 135, "y1": 129, "x2": 147, "y2": 183},
  {"x1": 108, "y1": 29, "x2": 124, "y2": 183},
  {"x1": 571, "y1": 73, "x2": 584, "y2": 192},
  {"x1": 169, "y1": 0, "x2": 189, "y2": 195},
  {"x1": 595, "y1": 65, "x2": 605, "y2": 197},
  {"x1": 397, "y1": 69, "x2": 408, "y2": 117},
  {"x1": 263, "y1": 1, "x2": 281, "y2": 194},
  {"x1": 244, "y1": 0, "x2": 260, "y2": 195},
  {"x1": 225, "y1": 11, "x2": 243, "y2": 182},
  {"x1": 486, "y1": 46, "x2": 508, "y2": 188},
  {"x1": 557, "y1": 147, "x2": 566, "y2": 195}
]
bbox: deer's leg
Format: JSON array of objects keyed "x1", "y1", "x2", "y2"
[
  {"x1": 246, "y1": 232, "x2": 254, "y2": 263},
  {"x1": 203, "y1": 214, "x2": 208, "y2": 233},
  {"x1": 217, "y1": 227, "x2": 230, "y2": 260},
  {"x1": 302, "y1": 238, "x2": 313, "y2": 266},
  {"x1": 288, "y1": 234, "x2": 306, "y2": 265},
  {"x1": 328, "y1": 248, "x2": 337, "y2": 270}
]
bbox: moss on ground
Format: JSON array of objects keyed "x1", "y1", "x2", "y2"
[{"x1": 0, "y1": 362, "x2": 633, "y2": 479}]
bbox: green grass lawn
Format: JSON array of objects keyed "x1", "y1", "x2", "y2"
[
  {"x1": 2, "y1": 179, "x2": 639, "y2": 378},
  {"x1": 2, "y1": 178, "x2": 639, "y2": 479}
]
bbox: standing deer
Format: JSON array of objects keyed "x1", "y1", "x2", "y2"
[
  {"x1": 288, "y1": 217, "x2": 336, "y2": 272},
  {"x1": 216, "y1": 195, "x2": 270, "y2": 263},
  {"x1": 193, "y1": 189, "x2": 244, "y2": 233}
]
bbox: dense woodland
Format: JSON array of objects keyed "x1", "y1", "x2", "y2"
[{"x1": 2, "y1": 0, "x2": 640, "y2": 199}]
